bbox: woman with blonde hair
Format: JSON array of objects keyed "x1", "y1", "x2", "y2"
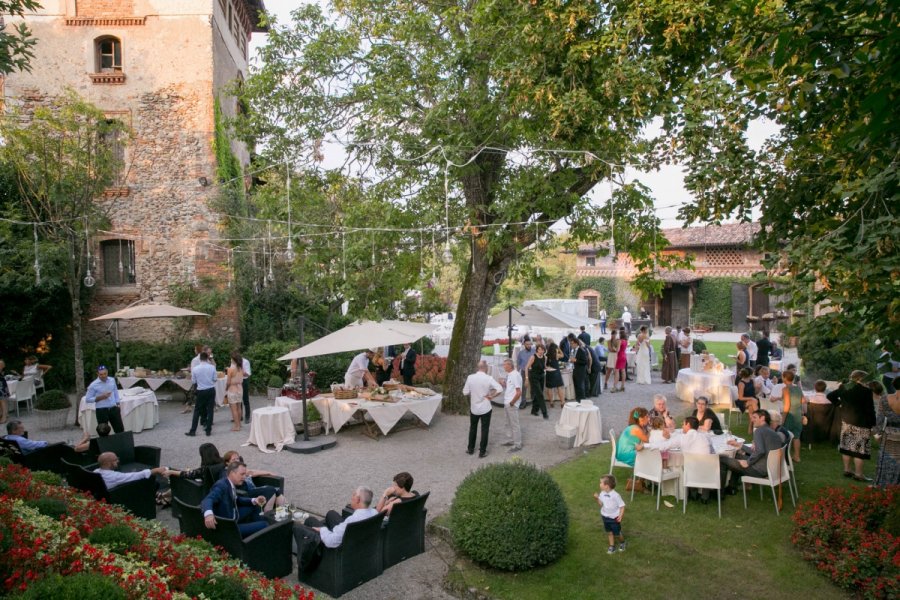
[{"x1": 226, "y1": 351, "x2": 244, "y2": 431}]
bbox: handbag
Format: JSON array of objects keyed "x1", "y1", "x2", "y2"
[{"x1": 625, "y1": 477, "x2": 644, "y2": 493}]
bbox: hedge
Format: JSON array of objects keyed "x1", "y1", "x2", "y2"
[
  {"x1": 573, "y1": 276, "x2": 640, "y2": 317},
  {"x1": 691, "y1": 277, "x2": 736, "y2": 331}
]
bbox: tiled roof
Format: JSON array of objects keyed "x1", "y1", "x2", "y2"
[
  {"x1": 659, "y1": 269, "x2": 703, "y2": 284},
  {"x1": 579, "y1": 222, "x2": 760, "y2": 252}
]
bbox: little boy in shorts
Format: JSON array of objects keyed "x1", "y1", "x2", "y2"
[{"x1": 594, "y1": 474, "x2": 626, "y2": 554}]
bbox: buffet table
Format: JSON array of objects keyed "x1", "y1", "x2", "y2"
[
  {"x1": 117, "y1": 375, "x2": 227, "y2": 406},
  {"x1": 311, "y1": 389, "x2": 442, "y2": 437},
  {"x1": 243, "y1": 406, "x2": 295, "y2": 453},
  {"x1": 675, "y1": 368, "x2": 735, "y2": 405},
  {"x1": 558, "y1": 401, "x2": 603, "y2": 446},
  {"x1": 78, "y1": 387, "x2": 159, "y2": 435}
]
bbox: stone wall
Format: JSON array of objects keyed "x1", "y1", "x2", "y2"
[{"x1": 76, "y1": 0, "x2": 135, "y2": 17}]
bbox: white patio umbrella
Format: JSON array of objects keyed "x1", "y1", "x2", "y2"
[
  {"x1": 90, "y1": 303, "x2": 210, "y2": 371},
  {"x1": 278, "y1": 319, "x2": 437, "y2": 361},
  {"x1": 484, "y1": 305, "x2": 600, "y2": 329}
]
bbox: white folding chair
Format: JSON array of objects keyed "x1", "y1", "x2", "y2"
[
  {"x1": 720, "y1": 386, "x2": 742, "y2": 428},
  {"x1": 782, "y1": 432, "x2": 799, "y2": 499},
  {"x1": 682, "y1": 453, "x2": 723, "y2": 518},
  {"x1": 608, "y1": 429, "x2": 634, "y2": 475},
  {"x1": 632, "y1": 449, "x2": 680, "y2": 510},
  {"x1": 741, "y1": 448, "x2": 796, "y2": 515},
  {"x1": 12, "y1": 376, "x2": 36, "y2": 416}
]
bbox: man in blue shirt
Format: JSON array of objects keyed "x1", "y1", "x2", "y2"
[
  {"x1": 187, "y1": 351, "x2": 218, "y2": 437},
  {"x1": 85, "y1": 365, "x2": 125, "y2": 433},
  {"x1": 4, "y1": 420, "x2": 48, "y2": 454},
  {"x1": 515, "y1": 339, "x2": 535, "y2": 410}
]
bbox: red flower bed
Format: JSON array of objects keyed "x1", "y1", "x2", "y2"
[
  {"x1": 791, "y1": 486, "x2": 900, "y2": 599},
  {"x1": 390, "y1": 354, "x2": 448, "y2": 385},
  {"x1": 0, "y1": 464, "x2": 313, "y2": 599}
]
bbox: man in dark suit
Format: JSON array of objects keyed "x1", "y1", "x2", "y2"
[
  {"x1": 578, "y1": 325, "x2": 591, "y2": 347},
  {"x1": 401, "y1": 343, "x2": 417, "y2": 385},
  {"x1": 567, "y1": 333, "x2": 589, "y2": 400},
  {"x1": 719, "y1": 410, "x2": 784, "y2": 494},
  {"x1": 201, "y1": 461, "x2": 268, "y2": 537},
  {"x1": 755, "y1": 330, "x2": 773, "y2": 367}
]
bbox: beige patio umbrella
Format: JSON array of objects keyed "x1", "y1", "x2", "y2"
[
  {"x1": 278, "y1": 319, "x2": 437, "y2": 361},
  {"x1": 90, "y1": 303, "x2": 210, "y2": 371}
]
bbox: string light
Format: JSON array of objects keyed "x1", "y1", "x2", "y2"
[{"x1": 83, "y1": 218, "x2": 95, "y2": 288}]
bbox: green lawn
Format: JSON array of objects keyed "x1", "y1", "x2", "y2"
[
  {"x1": 650, "y1": 340, "x2": 738, "y2": 367},
  {"x1": 444, "y1": 434, "x2": 858, "y2": 600}
]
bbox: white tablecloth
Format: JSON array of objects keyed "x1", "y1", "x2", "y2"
[
  {"x1": 675, "y1": 368, "x2": 734, "y2": 405},
  {"x1": 6, "y1": 380, "x2": 17, "y2": 397},
  {"x1": 118, "y1": 375, "x2": 226, "y2": 405},
  {"x1": 312, "y1": 392, "x2": 442, "y2": 436},
  {"x1": 275, "y1": 395, "x2": 306, "y2": 424},
  {"x1": 78, "y1": 388, "x2": 159, "y2": 435},
  {"x1": 242, "y1": 406, "x2": 295, "y2": 453},
  {"x1": 558, "y1": 402, "x2": 603, "y2": 446}
]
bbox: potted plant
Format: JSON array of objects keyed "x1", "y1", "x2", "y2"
[
  {"x1": 304, "y1": 402, "x2": 324, "y2": 436},
  {"x1": 266, "y1": 375, "x2": 283, "y2": 402},
  {"x1": 34, "y1": 389, "x2": 71, "y2": 430}
]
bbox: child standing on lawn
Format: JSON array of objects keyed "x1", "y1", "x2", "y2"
[{"x1": 594, "y1": 474, "x2": 626, "y2": 554}]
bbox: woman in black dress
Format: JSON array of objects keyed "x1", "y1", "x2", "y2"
[
  {"x1": 527, "y1": 345, "x2": 548, "y2": 418},
  {"x1": 828, "y1": 370, "x2": 877, "y2": 482},
  {"x1": 691, "y1": 396, "x2": 723, "y2": 434},
  {"x1": 736, "y1": 367, "x2": 757, "y2": 434},
  {"x1": 545, "y1": 340, "x2": 565, "y2": 408}
]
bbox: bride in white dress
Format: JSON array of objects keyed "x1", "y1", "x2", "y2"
[{"x1": 634, "y1": 325, "x2": 652, "y2": 385}]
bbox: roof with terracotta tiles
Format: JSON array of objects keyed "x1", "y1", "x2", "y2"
[{"x1": 580, "y1": 222, "x2": 760, "y2": 252}]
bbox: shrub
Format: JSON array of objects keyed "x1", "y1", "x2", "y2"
[
  {"x1": 34, "y1": 389, "x2": 70, "y2": 410},
  {"x1": 88, "y1": 524, "x2": 141, "y2": 555},
  {"x1": 450, "y1": 461, "x2": 568, "y2": 571},
  {"x1": 266, "y1": 374, "x2": 283, "y2": 388},
  {"x1": 692, "y1": 339, "x2": 707, "y2": 354},
  {"x1": 307, "y1": 402, "x2": 321, "y2": 422},
  {"x1": 242, "y1": 339, "x2": 296, "y2": 392},
  {"x1": 0, "y1": 457, "x2": 12, "y2": 468},
  {"x1": 793, "y1": 319, "x2": 878, "y2": 381},
  {"x1": 792, "y1": 486, "x2": 899, "y2": 599},
  {"x1": 29, "y1": 471, "x2": 64, "y2": 487},
  {"x1": 15, "y1": 573, "x2": 126, "y2": 600},
  {"x1": 183, "y1": 575, "x2": 249, "y2": 600},
  {"x1": 25, "y1": 497, "x2": 67, "y2": 520},
  {"x1": 307, "y1": 351, "x2": 357, "y2": 388}
]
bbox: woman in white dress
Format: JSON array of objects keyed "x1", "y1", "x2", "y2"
[{"x1": 634, "y1": 325, "x2": 652, "y2": 385}]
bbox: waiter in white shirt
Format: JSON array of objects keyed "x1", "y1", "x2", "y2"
[
  {"x1": 741, "y1": 334, "x2": 758, "y2": 368},
  {"x1": 345, "y1": 349, "x2": 376, "y2": 388},
  {"x1": 463, "y1": 361, "x2": 503, "y2": 458}
]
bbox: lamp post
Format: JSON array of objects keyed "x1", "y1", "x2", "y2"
[
  {"x1": 285, "y1": 315, "x2": 337, "y2": 454},
  {"x1": 507, "y1": 305, "x2": 524, "y2": 358}
]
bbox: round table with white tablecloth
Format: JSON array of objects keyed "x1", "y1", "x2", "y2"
[
  {"x1": 646, "y1": 430, "x2": 742, "y2": 499},
  {"x1": 558, "y1": 401, "x2": 603, "y2": 446},
  {"x1": 78, "y1": 387, "x2": 159, "y2": 435},
  {"x1": 242, "y1": 406, "x2": 295, "y2": 453},
  {"x1": 675, "y1": 368, "x2": 735, "y2": 405}
]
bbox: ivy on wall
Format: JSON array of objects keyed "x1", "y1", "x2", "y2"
[
  {"x1": 572, "y1": 277, "x2": 640, "y2": 315},
  {"x1": 691, "y1": 278, "x2": 736, "y2": 330}
]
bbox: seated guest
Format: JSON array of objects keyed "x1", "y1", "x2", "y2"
[
  {"x1": 681, "y1": 416, "x2": 715, "y2": 502},
  {"x1": 647, "y1": 395, "x2": 675, "y2": 430},
  {"x1": 753, "y1": 365, "x2": 775, "y2": 403},
  {"x1": 168, "y1": 442, "x2": 224, "y2": 480},
  {"x1": 4, "y1": 420, "x2": 48, "y2": 454},
  {"x1": 94, "y1": 451, "x2": 168, "y2": 491},
  {"x1": 222, "y1": 450, "x2": 284, "y2": 511},
  {"x1": 719, "y1": 410, "x2": 784, "y2": 495},
  {"x1": 736, "y1": 368, "x2": 758, "y2": 433},
  {"x1": 201, "y1": 461, "x2": 268, "y2": 538},
  {"x1": 807, "y1": 380, "x2": 830, "y2": 404},
  {"x1": 295, "y1": 486, "x2": 378, "y2": 572},
  {"x1": 769, "y1": 411, "x2": 789, "y2": 444},
  {"x1": 375, "y1": 472, "x2": 418, "y2": 516},
  {"x1": 615, "y1": 408, "x2": 649, "y2": 466},
  {"x1": 691, "y1": 397, "x2": 723, "y2": 434}
]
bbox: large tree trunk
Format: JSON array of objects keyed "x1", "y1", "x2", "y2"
[{"x1": 442, "y1": 239, "x2": 513, "y2": 414}]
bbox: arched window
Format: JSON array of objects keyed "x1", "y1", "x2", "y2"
[{"x1": 95, "y1": 36, "x2": 122, "y2": 72}]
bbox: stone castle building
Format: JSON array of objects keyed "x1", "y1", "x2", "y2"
[
  {"x1": 576, "y1": 222, "x2": 776, "y2": 331},
  {"x1": 3, "y1": 0, "x2": 265, "y2": 340}
]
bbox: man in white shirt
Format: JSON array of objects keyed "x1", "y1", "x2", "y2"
[
  {"x1": 241, "y1": 355, "x2": 252, "y2": 423},
  {"x1": 463, "y1": 361, "x2": 503, "y2": 458},
  {"x1": 622, "y1": 306, "x2": 632, "y2": 336},
  {"x1": 501, "y1": 359, "x2": 523, "y2": 452},
  {"x1": 186, "y1": 352, "x2": 217, "y2": 437},
  {"x1": 295, "y1": 486, "x2": 378, "y2": 573},
  {"x1": 742, "y1": 334, "x2": 758, "y2": 368},
  {"x1": 94, "y1": 451, "x2": 167, "y2": 491},
  {"x1": 680, "y1": 417, "x2": 715, "y2": 455},
  {"x1": 344, "y1": 350, "x2": 375, "y2": 388}
]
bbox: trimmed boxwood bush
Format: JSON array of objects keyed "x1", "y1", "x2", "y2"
[
  {"x1": 450, "y1": 461, "x2": 568, "y2": 571},
  {"x1": 15, "y1": 573, "x2": 126, "y2": 600},
  {"x1": 183, "y1": 575, "x2": 248, "y2": 600},
  {"x1": 34, "y1": 389, "x2": 70, "y2": 410},
  {"x1": 88, "y1": 524, "x2": 141, "y2": 555},
  {"x1": 25, "y1": 497, "x2": 67, "y2": 520},
  {"x1": 29, "y1": 471, "x2": 64, "y2": 487}
]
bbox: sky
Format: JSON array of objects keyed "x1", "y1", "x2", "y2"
[{"x1": 250, "y1": 2, "x2": 771, "y2": 229}]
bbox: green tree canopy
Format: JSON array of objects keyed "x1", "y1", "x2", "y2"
[{"x1": 0, "y1": 1, "x2": 40, "y2": 74}]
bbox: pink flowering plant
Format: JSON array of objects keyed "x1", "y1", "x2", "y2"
[
  {"x1": 0, "y1": 464, "x2": 313, "y2": 599},
  {"x1": 791, "y1": 486, "x2": 899, "y2": 599}
]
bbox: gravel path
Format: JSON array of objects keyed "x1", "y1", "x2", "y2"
[{"x1": 29, "y1": 369, "x2": 693, "y2": 599}]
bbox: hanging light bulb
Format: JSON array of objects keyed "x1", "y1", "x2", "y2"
[
  {"x1": 266, "y1": 264, "x2": 275, "y2": 282},
  {"x1": 535, "y1": 266, "x2": 541, "y2": 277},
  {"x1": 442, "y1": 241, "x2": 453, "y2": 264},
  {"x1": 284, "y1": 239, "x2": 295, "y2": 262},
  {"x1": 84, "y1": 270, "x2": 95, "y2": 288}
]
